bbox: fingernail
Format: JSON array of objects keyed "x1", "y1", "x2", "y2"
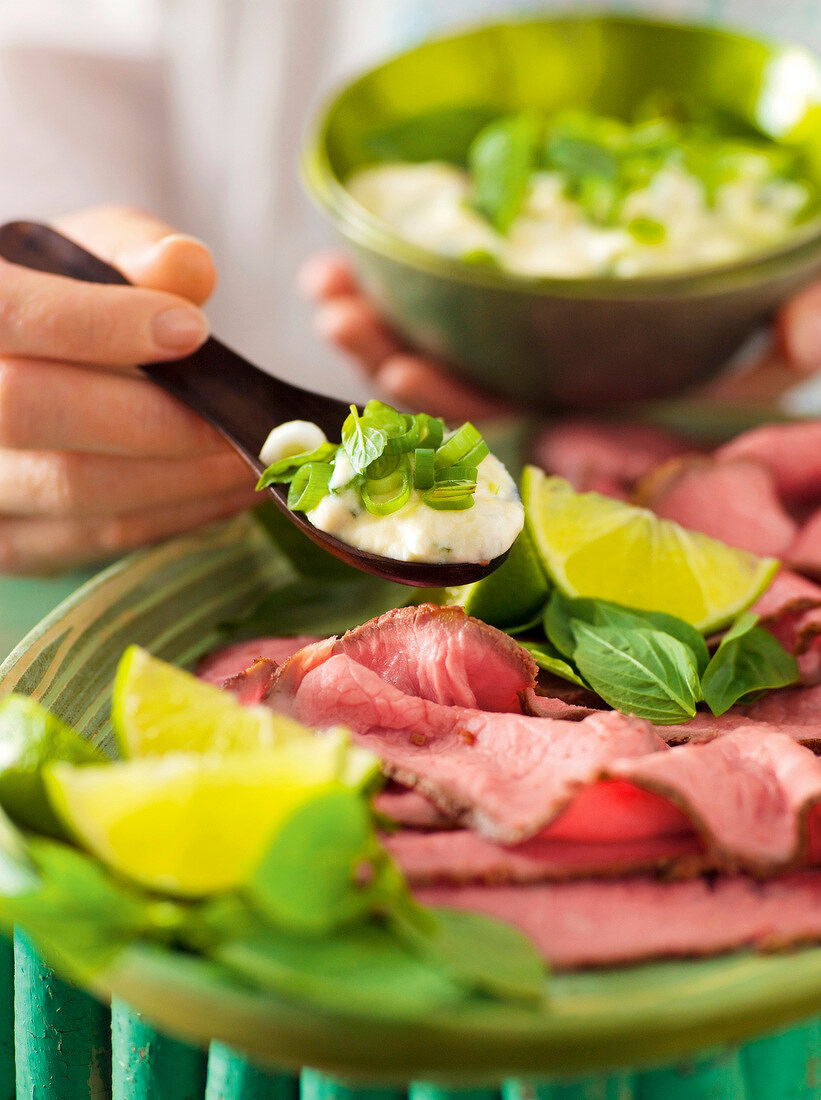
[
  {"x1": 152, "y1": 307, "x2": 209, "y2": 351},
  {"x1": 789, "y1": 312, "x2": 821, "y2": 371}
]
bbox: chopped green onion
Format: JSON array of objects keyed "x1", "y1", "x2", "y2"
[
  {"x1": 417, "y1": 414, "x2": 445, "y2": 450},
  {"x1": 435, "y1": 464, "x2": 478, "y2": 488},
  {"x1": 384, "y1": 414, "x2": 422, "y2": 455},
  {"x1": 256, "y1": 442, "x2": 338, "y2": 489},
  {"x1": 422, "y1": 486, "x2": 476, "y2": 511},
  {"x1": 413, "y1": 448, "x2": 435, "y2": 490},
  {"x1": 286, "y1": 462, "x2": 334, "y2": 511},
  {"x1": 458, "y1": 440, "x2": 490, "y2": 469},
  {"x1": 367, "y1": 451, "x2": 401, "y2": 479},
  {"x1": 434, "y1": 422, "x2": 485, "y2": 470},
  {"x1": 361, "y1": 461, "x2": 412, "y2": 516}
]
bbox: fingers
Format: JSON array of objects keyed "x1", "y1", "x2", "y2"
[
  {"x1": 0, "y1": 487, "x2": 259, "y2": 575},
  {"x1": 373, "y1": 353, "x2": 515, "y2": 421},
  {"x1": 0, "y1": 357, "x2": 228, "y2": 456},
  {"x1": 302, "y1": 250, "x2": 513, "y2": 419},
  {"x1": 778, "y1": 280, "x2": 821, "y2": 375},
  {"x1": 298, "y1": 251, "x2": 358, "y2": 300},
  {"x1": 0, "y1": 448, "x2": 253, "y2": 518},
  {"x1": 314, "y1": 293, "x2": 403, "y2": 368},
  {"x1": 0, "y1": 260, "x2": 208, "y2": 365},
  {"x1": 53, "y1": 205, "x2": 217, "y2": 305}
]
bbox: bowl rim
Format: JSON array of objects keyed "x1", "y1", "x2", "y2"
[{"x1": 302, "y1": 12, "x2": 821, "y2": 301}]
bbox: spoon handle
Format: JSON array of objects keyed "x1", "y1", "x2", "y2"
[{"x1": 0, "y1": 221, "x2": 350, "y2": 465}]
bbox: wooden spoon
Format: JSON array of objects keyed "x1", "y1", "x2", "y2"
[{"x1": 0, "y1": 221, "x2": 511, "y2": 586}]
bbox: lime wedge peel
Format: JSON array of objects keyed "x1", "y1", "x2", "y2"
[
  {"x1": 44, "y1": 737, "x2": 357, "y2": 896},
  {"x1": 522, "y1": 469, "x2": 778, "y2": 634},
  {"x1": 113, "y1": 645, "x2": 312, "y2": 758}
]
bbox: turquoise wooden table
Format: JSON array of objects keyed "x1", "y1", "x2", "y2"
[{"x1": 1, "y1": 571, "x2": 820, "y2": 1100}]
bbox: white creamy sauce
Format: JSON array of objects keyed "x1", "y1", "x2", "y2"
[
  {"x1": 347, "y1": 160, "x2": 808, "y2": 278},
  {"x1": 308, "y1": 450, "x2": 524, "y2": 563}
]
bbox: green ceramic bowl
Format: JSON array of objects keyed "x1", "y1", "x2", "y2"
[{"x1": 303, "y1": 16, "x2": 821, "y2": 412}]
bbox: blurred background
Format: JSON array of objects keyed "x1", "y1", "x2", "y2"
[{"x1": 1, "y1": 0, "x2": 816, "y2": 401}]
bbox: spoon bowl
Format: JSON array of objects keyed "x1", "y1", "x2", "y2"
[{"x1": 0, "y1": 221, "x2": 511, "y2": 586}]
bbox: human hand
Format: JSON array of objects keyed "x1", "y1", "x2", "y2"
[
  {"x1": 301, "y1": 251, "x2": 821, "y2": 412},
  {"x1": 299, "y1": 252, "x2": 515, "y2": 422},
  {"x1": 0, "y1": 205, "x2": 257, "y2": 574}
]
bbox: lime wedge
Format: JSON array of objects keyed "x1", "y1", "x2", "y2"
[
  {"x1": 521, "y1": 468, "x2": 778, "y2": 633},
  {"x1": 44, "y1": 742, "x2": 354, "y2": 895},
  {"x1": 112, "y1": 646, "x2": 307, "y2": 758},
  {"x1": 0, "y1": 695, "x2": 102, "y2": 836},
  {"x1": 461, "y1": 524, "x2": 551, "y2": 629}
]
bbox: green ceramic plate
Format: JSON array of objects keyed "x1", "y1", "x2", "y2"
[{"x1": 1, "y1": 513, "x2": 821, "y2": 1082}]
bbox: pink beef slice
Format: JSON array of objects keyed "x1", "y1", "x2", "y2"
[
  {"x1": 633, "y1": 455, "x2": 797, "y2": 557},
  {"x1": 752, "y1": 568, "x2": 821, "y2": 626},
  {"x1": 658, "y1": 712, "x2": 821, "y2": 750},
  {"x1": 197, "y1": 636, "x2": 320, "y2": 684},
  {"x1": 787, "y1": 506, "x2": 821, "y2": 580},
  {"x1": 741, "y1": 684, "x2": 821, "y2": 727},
  {"x1": 716, "y1": 421, "x2": 821, "y2": 505},
  {"x1": 330, "y1": 604, "x2": 537, "y2": 712},
  {"x1": 415, "y1": 872, "x2": 821, "y2": 968},
  {"x1": 278, "y1": 652, "x2": 665, "y2": 844},
  {"x1": 220, "y1": 657, "x2": 278, "y2": 706},
  {"x1": 373, "y1": 786, "x2": 456, "y2": 830},
  {"x1": 608, "y1": 730, "x2": 821, "y2": 872},
  {"x1": 532, "y1": 420, "x2": 690, "y2": 496},
  {"x1": 384, "y1": 828, "x2": 703, "y2": 886},
  {"x1": 520, "y1": 688, "x2": 600, "y2": 720}
]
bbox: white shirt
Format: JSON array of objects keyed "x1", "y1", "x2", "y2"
[{"x1": 0, "y1": 0, "x2": 816, "y2": 397}]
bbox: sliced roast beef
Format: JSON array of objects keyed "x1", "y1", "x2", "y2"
[
  {"x1": 385, "y1": 828, "x2": 703, "y2": 886},
  {"x1": 373, "y1": 786, "x2": 455, "y2": 830},
  {"x1": 634, "y1": 456, "x2": 797, "y2": 557},
  {"x1": 220, "y1": 657, "x2": 278, "y2": 706},
  {"x1": 716, "y1": 422, "x2": 821, "y2": 505},
  {"x1": 272, "y1": 605, "x2": 538, "y2": 714},
  {"x1": 609, "y1": 730, "x2": 821, "y2": 872},
  {"x1": 196, "y1": 635, "x2": 320, "y2": 684},
  {"x1": 276, "y1": 652, "x2": 664, "y2": 844},
  {"x1": 788, "y1": 507, "x2": 821, "y2": 581},
  {"x1": 533, "y1": 420, "x2": 690, "y2": 497},
  {"x1": 416, "y1": 872, "x2": 821, "y2": 968},
  {"x1": 752, "y1": 569, "x2": 821, "y2": 624},
  {"x1": 658, "y1": 711, "x2": 821, "y2": 750},
  {"x1": 741, "y1": 684, "x2": 821, "y2": 727},
  {"x1": 330, "y1": 604, "x2": 537, "y2": 712},
  {"x1": 519, "y1": 689, "x2": 599, "y2": 720}
]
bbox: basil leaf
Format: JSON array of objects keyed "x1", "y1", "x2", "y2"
[
  {"x1": 247, "y1": 789, "x2": 391, "y2": 935},
  {"x1": 518, "y1": 639, "x2": 587, "y2": 688},
  {"x1": 364, "y1": 105, "x2": 499, "y2": 165},
  {"x1": 1, "y1": 839, "x2": 170, "y2": 981},
  {"x1": 701, "y1": 612, "x2": 800, "y2": 716},
  {"x1": 469, "y1": 112, "x2": 541, "y2": 232},
  {"x1": 394, "y1": 906, "x2": 546, "y2": 1004},
  {"x1": 544, "y1": 592, "x2": 710, "y2": 676},
  {"x1": 256, "y1": 442, "x2": 338, "y2": 489},
  {"x1": 571, "y1": 621, "x2": 700, "y2": 723},
  {"x1": 341, "y1": 405, "x2": 387, "y2": 474},
  {"x1": 214, "y1": 919, "x2": 465, "y2": 1017}
]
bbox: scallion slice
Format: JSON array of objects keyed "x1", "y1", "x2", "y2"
[
  {"x1": 361, "y1": 459, "x2": 412, "y2": 516},
  {"x1": 434, "y1": 423, "x2": 485, "y2": 470},
  {"x1": 256, "y1": 442, "x2": 338, "y2": 489},
  {"x1": 286, "y1": 462, "x2": 334, "y2": 511},
  {"x1": 413, "y1": 448, "x2": 435, "y2": 490}
]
